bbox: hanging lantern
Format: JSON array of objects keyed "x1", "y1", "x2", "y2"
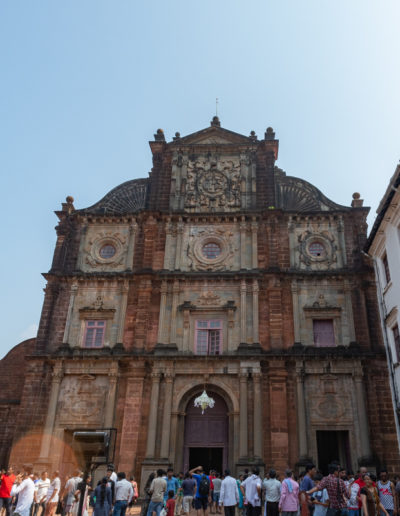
[{"x1": 194, "y1": 390, "x2": 215, "y2": 414}]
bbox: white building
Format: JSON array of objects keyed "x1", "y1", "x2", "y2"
[{"x1": 366, "y1": 164, "x2": 400, "y2": 448}]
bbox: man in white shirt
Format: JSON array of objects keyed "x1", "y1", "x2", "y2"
[
  {"x1": 63, "y1": 471, "x2": 82, "y2": 516},
  {"x1": 44, "y1": 471, "x2": 61, "y2": 516},
  {"x1": 262, "y1": 470, "x2": 281, "y2": 516},
  {"x1": 32, "y1": 471, "x2": 51, "y2": 516},
  {"x1": 219, "y1": 470, "x2": 239, "y2": 516},
  {"x1": 113, "y1": 472, "x2": 134, "y2": 516},
  {"x1": 241, "y1": 467, "x2": 262, "y2": 516},
  {"x1": 10, "y1": 468, "x2": 35, "y2": 516}
]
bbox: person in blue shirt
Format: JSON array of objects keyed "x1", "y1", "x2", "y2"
[
  {"x1": 300, "y1": 464, "x2": 316, "y2": 516},
  {"x1": 188, "y1": 466, "x2": 210, "y2": 516},
  {"x1": 164, "y1": 469, "x2": 179, "y2": 501}
]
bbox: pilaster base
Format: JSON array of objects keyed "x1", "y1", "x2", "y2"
[
  {"x1": 140, "y1": 459, "x2": 171, "y2": 496},
  {"x1": 236, "y1": 457, "x2": 264, "y2": 477}
]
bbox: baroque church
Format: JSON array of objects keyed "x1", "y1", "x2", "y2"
[{"x1": 1, "y1": 117, "x2": 399, "y2": 486}]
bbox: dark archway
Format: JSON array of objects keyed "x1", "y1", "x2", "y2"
[{"x1": 183, "y1": 392, "x2": 228, "y2": 474}]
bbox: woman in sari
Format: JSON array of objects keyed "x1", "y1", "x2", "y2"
[{"x1": 360, "y1": 473, "x2": 389, "y2": 516}]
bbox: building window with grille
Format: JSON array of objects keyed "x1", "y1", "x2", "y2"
[
  {"x1": 382, "y1": 253, "x2": 391, "y2": 285},
  {"x1": 313, "y1": 319, "x2": 335, "y2": 347},
  {"x1": 83, "y1": 320, "x2": 106, "y2": 348},
  {"x1": 393, "y1": 324, "x2": 400, "y2": 362},
  {"x1": 195, "y1": 320, "x2": 222, "y2": 355}
]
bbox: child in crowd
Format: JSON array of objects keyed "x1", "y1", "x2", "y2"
[
  {"x1": 312, "y1": 474, "x2": 329, "y2": 516},
  {"x1": 166, "y1": 490, "x2": 176, "y2": 516}
]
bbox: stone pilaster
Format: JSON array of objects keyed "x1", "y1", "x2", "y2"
[
  {"x1": 253, "y1": 372, "x2": 262, "y2": 458},
  {"x1": 145, "y1": 372, "x2": 161, "y2": 458},
  {"x1": 252, "y1": 279, "x2": 259, "y2": 343},
  {"x1": 125, "y1": 221, "x2": 138, "y2": 271},
  {"x1": 354, "y1": 372, "x2": 372, "y2": 461},
  {"x1": 160, "y1": 373, "x2": 174, "y2": 459},
  {"x1": 240, "y1": 280, "x2": 247, "y2": 344},
  {"x1": 251, "y1": 219, "x2": 258, "y2": 269},
  {"x1": 296, "y1": 367, "x2": 309, "y2": 461},
  {"x1": 174, "y1": 220, "x2": 184, "y2": 270},
  {"x1": 157, "y1": 281, "x2": 168, "y2": 344},
  {"x1": 104, "y1": 362, "x2": 119, "y2": 427},
  {"x1": 240, "y1": 218, "x2": 247, "y2": 269},
  {"x1": 116, "y1": 280, "x2": 129, "y2": 344},
  {"x1": 169, "y1": 280, "x2": 180, "y2": 345},
  {"x1": 62, "y1": 283, "x2": 78, "y2": 344},
  {"x1": 239, "y1": 371, "x2": 248, "y2": 458}
]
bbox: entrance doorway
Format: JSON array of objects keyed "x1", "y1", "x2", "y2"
[
  {"x1": 189, "y1": 447, "x2": 223, "y2": 472},
  {"x1": 183, "y1": 392, "x2": 228, "y2": 473},
  {"x1": 316, "y1": 430, "x2": 351, "y2": 475}
]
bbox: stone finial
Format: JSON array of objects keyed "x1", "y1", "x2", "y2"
[
  {"x1": 154, "y1": 128, "x2": 166, "y2": 141},
  {"x1": 351, "y1": 192, "x2": 364, "y2": 208},
  {"x1": 249, "y1": 130, "x2": 258, "y2": 141},
  {"x1": 265, "y1": 127, "x2": 275, "y2": 140},
  {"x1": 62, "y1": 196, "x2": 75, "y2": 212},
  {"x1": 173, "y1": 131, "x2": 181, "y2": 141},
  {"x1": 210, "y1": 115, "x2": 221, "y2": 127}
]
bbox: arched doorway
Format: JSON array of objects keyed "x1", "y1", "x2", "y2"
[{"x1": 183, "y1": 392, "x2": 228, "y2": 473}]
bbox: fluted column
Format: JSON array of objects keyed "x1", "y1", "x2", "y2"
[
  {"x1": 157, "y1": 281, "x2": 168, "y2": 343},
  {"x1": 145, "y1": 372, "x2": 161, "y2": 458},
  {"x1": 39, "y1": 363, "x2": 64, "y2": 459},
  {"x1": 116, "y1": 280, "x2": 129, "y2": 344},
  {"x1": 160, "y1": 373, "x2": 174, "y2": 458},
  {"x1": 62, "y1": 283, "x2": 78, "y2": 344},
  {"x1": 251, "y1": 220, "x2": 258, "y2": 269},
  {"x1": 252, "y1": 279, "x2": 259, "y2": 343},
  {"x1": 354, "y1": 372, "x2": 372, "y2": 459},
  {"x1": 239, "y1": 371, "x2": 248, "y2": 458},
  {"x1": 240, "y1": 219, "x2": 247, "y2": 269},
  {"x1": 240, "y1": 280, "x2": 247, "y2": 343},
  {"x1": 296, "y1": 368, "x2": 308, "y2": 459},
  {"x1": 253, "y1": 372, "x2": 262, "y2": 458},
  {"x1": 125, "y1": 221, "x2": 138, "y2": 271},
  {"x1": 104, "y1": 363, "x2": 118, "y2": 427},
  {"x1": 169, "y1": 280, "x2": 180, "y2": 345},
  {"x1": 174, "y1": 220, "x2": 183, "y2": 270}
]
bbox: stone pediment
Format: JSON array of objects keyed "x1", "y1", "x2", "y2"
[{"x1": 173, "y1": 125, "x2": 253, "y2": 146}]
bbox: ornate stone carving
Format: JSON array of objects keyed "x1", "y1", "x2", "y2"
[
  {"x1": 196, "y1": 291, "x2": 224, "y2": 307},
  {"x1": 187, "y1": 227, "x2": 237, "y2": 271},
  {"x1": 316, "y1": 395, "x2": 344, "y2": 420},
  {"x1": 297, "y1": 230, "x2": 338, "y2": 269},
  {"x1": 185, "y1": 159, "x2": 241, "y2": 212},
  {"x1": 84, "y1": 231, "x2": 127, "y2": 269}
]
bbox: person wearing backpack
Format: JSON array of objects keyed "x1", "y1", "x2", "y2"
[{"x1": 189, "y1": 466, "x2": 210, "y2": 516}]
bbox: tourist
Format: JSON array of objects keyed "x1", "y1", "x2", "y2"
[
  {"x1": 360, "y1": 473, "x2": 389, "y2": 516},
  {"x1": 127, "y1": 476, "x2": 138, "y2": 515},
  {"x1": 113, "y1": 472, "x2": 134, "y2": 516},
  {"x1": 219, "y1": 469, "x2": 239, "y2": 516},
  {"x1": 44, "y1": 471, "x2": 61, "y2": 516},
  {"x1": 189, "y1": 466, "x2": 210, "y2": 516},
  {"x1": 212, "y1": 473, "x2": 222, "y2": 514},
  {"x1": 140, "y1": 473, "x2": 155, "y2": 516},
  {"x1": 92, "y1": 477, "x2": 112, "y2": 516},
  {"x1": 262, "y1": 469, "x2": 281, "y2": 516},
  {"x1": 174, "y1": 473, "x2": 184, "y2": 516},
  {"x1": 237, "y1": 475, "x2": 244, "y2": 516},
  {"x1": 300, "y1": 465, "x2": 316, "y2": 516},
  {"x1": 241, "y1": 467, "x2": 262, "y2": 516},
  {"x1": 147, "y1": 469, "x2": 167, "y2": 516},
  {"x1": 107, "y1": 467, "x2": 117, "y2": 503},
  {"x1": 32, "y1": 471, "x2": 50, "y2": 516},
  {"x1": 310, "y1": 474, "x2": 329, "y2": 516},
  {"x1": 307, "y1": 464, "x2": 347, "y2": 516},
  {"x1": 72, "y1": 474, "x2": 92, "y2": 516},
  {"x1": 63, "y1": 470, "x2": 82, "y2": 516},
  {"x1": 166, "y1": 490, "x2": 176, "y2": 516},
  {"x1": 181, "y1": 473, "x2": 196, "y2": 516},
  {"x1": 10, "y1": 468, "x2": 35, "y2": 516},
  {"x1": 0, "y1": 466, "x2": 15, "y2": 516},
  {"x1": 165, "y1": 469, "x2": 179, "y2": 502},
  {"x1": 377, "y1": 470, "x2": 397, "y2": 516},
  {"x1": 279, "y1": 469, "x2": 299, "y2": 516}
]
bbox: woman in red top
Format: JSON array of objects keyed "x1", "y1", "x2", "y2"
[{"x1": 0, "y1": 467, "x2": 16, "y2": 516}]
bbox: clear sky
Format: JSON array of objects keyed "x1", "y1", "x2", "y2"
[{"x1": 1, "y1": 0, "x2": 399, "y2": 358}]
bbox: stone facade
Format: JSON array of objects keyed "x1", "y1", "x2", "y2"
[{"x1": 1, "y1": 118, "x2": 399, "y2": 485}]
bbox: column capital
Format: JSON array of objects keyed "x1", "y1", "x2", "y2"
[
  {"x1": 253, "y1": 372, "x2": 262, "y2": 382},
  {"x1": 164, "y1": 372, "x2": 174, "y2": 383},
  {"x1": 51, "y1": 364, "x2": 64, "y2": 383},
  {"x1": 252, "y1": 279, "x2": 259, "y2": 292},
  {"x1": 151, "y1": 372, "x2": 162, "y2": 381},
  {"x1": 160, "y1": 280, "x2": 168, "y2": 294},
  {"x1": 239, "y1": 371, "x2": 248, "y2": 381},
  {"x1": 129, "y1": 221, "x2": 138, "y2": 234},
  {"x1": 240, "y1": 280, "x2": 247, "y2": 292}
]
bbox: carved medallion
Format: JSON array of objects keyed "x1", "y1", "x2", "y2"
[{"x1": 197, "y1": 170, "x2": 228, "y2": 197}]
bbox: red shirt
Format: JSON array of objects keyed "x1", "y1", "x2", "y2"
[
  {"x1": 166, "y1": 498, "x2": 175, "y2": 516},
  {"x1": 0, "y1": 474, "x2": 16, "y2": 498}
]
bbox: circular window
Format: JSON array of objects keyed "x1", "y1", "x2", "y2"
[
  {"x1": 308, "y1": 241, "x2": 326, "y2": 257},
  {"x1": 99, "y1": 244, "x2": 116, "y2": 259},
  {"x1": 202, "y1": 242, "x2": 221, "y2": 259}
]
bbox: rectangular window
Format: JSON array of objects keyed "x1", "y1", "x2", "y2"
[
  {"x1": 83, "y1": 320, "x2": 105, "y2": 348},
  {"x1": 393, "y1": 324, "x2": 400, "y2": 362},
  {"x1": 383, "y1": 253, "x2": 391, "y2": 284},
  {"x1": 313, "y1": 319, "x2": 335, "y2": 347},
  {"x1": 195, "y1": 320, "x2": 222, "y2": 355}
]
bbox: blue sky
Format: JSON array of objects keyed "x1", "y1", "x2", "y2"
[{"x1": 1, "y1": 1, "x2": 399, "y2": 358}]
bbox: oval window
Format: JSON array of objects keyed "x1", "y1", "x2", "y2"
[
  {"x1": 308, "y1": 241, "x2": 326, "y2": 257},
  {"x1": 202, "y1": 242, "x2": 221, "y2": 259},
  {"x1": 99, "y1": 244, "x2": 116, "y2": 259}
]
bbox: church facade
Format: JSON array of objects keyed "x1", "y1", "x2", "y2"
[{"x1": 1, "y1": 117, "x2": 399, "y2": 484}]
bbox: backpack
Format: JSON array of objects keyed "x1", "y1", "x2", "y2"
[{"x1": 199, "y1": 475, "x2": 210, "y2": 496}]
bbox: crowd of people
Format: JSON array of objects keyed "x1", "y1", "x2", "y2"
[
  {"x1": 1, "y1": 463, "x2": 400, "y2": 516},
  {"x1": 140, "y1": 463, "x2": 400, "y2": 516},
  {"x1": 0, "y1": 465, "x2": 138, "y2": 516}
]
